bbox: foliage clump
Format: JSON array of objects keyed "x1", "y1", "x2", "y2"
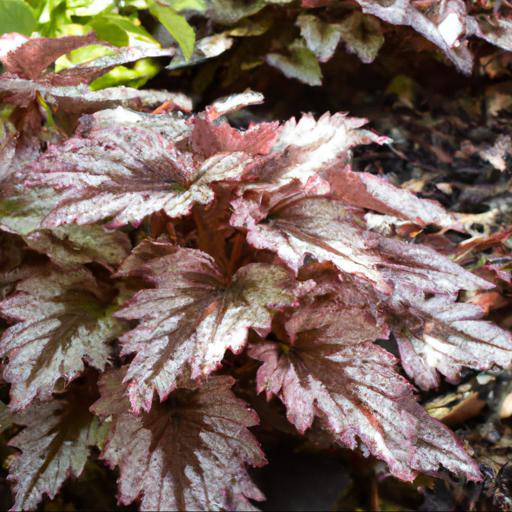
[{"x1": 1, "y1": 5, "x2": 512, "y2": 510}]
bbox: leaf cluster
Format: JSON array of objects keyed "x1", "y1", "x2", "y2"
[{"x1": 0, "y1": 33, "x2": 511, "y2": 512}]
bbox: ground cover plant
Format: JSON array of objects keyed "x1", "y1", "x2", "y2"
[{"x1": 1, "y1": 2, "x2": 512, "y2": 511}]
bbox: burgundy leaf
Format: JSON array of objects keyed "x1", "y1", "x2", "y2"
[
  {"x1": 392, "y1": 288, "x2": 512, "y2": 390},
  {"x1": 7, "y1": 379, "x2": 103, "y2": 511},
  {"x1": 0, "y1": 39, "x2": 183, "y2": 137},
  {"x1": 0, "y1": 267, "x2": 123, "y2": 410},
  {"x1": 231, "y1": 189, "x2": 489, "y2": 294},
  {"x1": 0, "y1": 33, "x2": 98, "y2": 80},
  {"x1": 355, "y1": 1, "x2": 512, "y2": 73},
  {"x1": 28, "y1": 124, "x2": 249, "y2": 228},
  {"x1": 355, "y1": 0, "x2": 474, "y2": 73},
  {"x1": 245, "y1": 112, "x2": 387, "y2": 193},
  {"x1": 329, "y1": 167, "x2": 460, "y2": 229},
  {"x1": 250, "y1": 301, "x2": 481, "y2": 481},
  {"x1": 0, "y1": 78, "x2": 192, "y2": 114},
  {"x1": 191, "y1": 115, "x2": 280, "y2": 158},
  {"x1": 114, "y1": 240, "x2": 301, "y2": 413},
  {"x1": 0, "y1": 33, "x2": 28, "y2": 61},
  {"x1": 92, "y1": 369, "x2": 265, "y2": 511}
]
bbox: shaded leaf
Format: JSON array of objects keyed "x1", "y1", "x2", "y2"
[
  {"x1": 0, "y1": 401, "x2": 13, "y2": 434},
  {"x1": 167, "y1": 32, "x2": 233, "y2": 70},
  {"x1": 250, "y1": 301, "x2": 481, "y2": 481},
  {"x1": 24, "y1": 225, "x2": 131, "y2": 268},
  {"x1": 149, "y1": 1, "x2": 195, "y2": 61},
  {"x1": 0, "y1": 186, "x2": 131, "y2": 268},
  {"x1": 266, "y1": 39, "x2": 322, "y2": 86},
  {"x1": 7, "y1": 380, "x2": 103, "y2": 511},
  {"x1": 355, "y1": 0, "x2": 474, "y2": 73},
  {"x1": 92, "y1": 369, "x2": 265, "y2": 510},
  {"x1": 207, "y1": 0, "x2": 266, "y2": 25},
  {"x1": 338, "y1": 12, "x2": 384, "y2": 64},
  {"x1": 0, "y1": 267, "x2": 122, "y2": 410},
  {"x1": 296, "y1": 14, "x2": 341, "y2": 63}
]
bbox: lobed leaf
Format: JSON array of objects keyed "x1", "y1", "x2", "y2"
[
  {"x1": 0, "y1": 267, "x2": 123, "y2": 410},
  {"x1": 231, "y1": 189, "x2": 489, "y2": 294},
  {"x1": 7, "y1": 380, "x2": 104, "y2": 511},
  {"x1": 0, "y1": 186, "x2": 132, "y2": 268},
  {"x1": 355, "y1": 0, "x2": 473, "y2": 73},
  {"x1": 296, "y1": 14, "x2": 341, "y2": 63},
  {"x1": 0, "y1": 33, "x2": 98, "y2": 80},
  {"x1": 114, "y1": 239, "x2": 300, "y2": 413},
  {"x1": 245, "y1": 112, "x2": 386, "y2": 193},
  {"x1": 28, "y1": 123, "x2": 249, "y2": 228},
  {"x1": 250, "y1": 301, "x2": 481, "y2": 481},
  {"x1": 329, "y1": 167, "x2": 460, "y2": 229},
  {"x1": 392, "y1": 289, "x2": 512, "y2": 391},
  {"x1": 337, "y1": 11, "x2": 384, "y2": 64},
  {"x1": 92, "y1": 369, "x2": 265, "y2": 511},
  {"x1": 266, "y1": 40, "x2": 323, "y2": 87}
]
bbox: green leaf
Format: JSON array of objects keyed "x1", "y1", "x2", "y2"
[
  {"x1": 35, "y1": 0, "x2": 71, "y2": 37},
  {"x1": 207, "y1": 0, "x2": 265, "y2": 25},
  {"x1": 89, "y1": 14, "x2": 159, "y2": 47},
  {"x1": 266, "y1": 39, "x2": 322, "y2": 86},
  {"x1": 0, "y1": 0, "x2": 36, "y2": 36},
  {"x1": 66, "y1": 0, "x2": 115, "y2": 17},
  {"x1": 90, "y1": 58, "x2": 161, "y2": 90},
  {"x1": 88, "y1": 17, "x2": 129, "y2": 46},
  {"x1": 168, "y1": 0, "x2": 205, "y2": 12},
  {"x1": 149, "y1": 1, "x2": 195, "y2": 61}
]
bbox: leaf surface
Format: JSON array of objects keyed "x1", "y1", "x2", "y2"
[
  {"x1": 0, "y1": 267, "x2": 122, "y2": 410},
  {"x1": 115, "y1": 240, "x2": 299, "y2": 412},
  {"x1": 355, "y1": 0, "x2": 474, "y2": 73},
  {"x1": 329, "y1": 167, "x2": 459, "y2": 229},
  {"x1": 231, "y1": 190, "x2": 489, "y2": 294},
  {"x1": 250, "y1": 301, "x2": 481, "y2": 481},
  {"x1": 393, "y1": 289, "x2": 512, "y2": 390},
  {"x1": 0, "y1": 0, "x2": 35, "y2": 36},
  {"x1": 296, "y1": 14, "x2": 341, "y2": 63},
  {"x1": 266, "y1": 40, "x2": 322, "y2": 86},
  {"x1": 28, "y1": 124, "x2": 249, "y2": 228},
  {"x1": 0, "y1": 33, "x2": 98, "y2": 80},
  {"x1": 0, "y1": 78, "x2": 192, "y2": 113},
  {"x1": 92, "y1": 369, "x2": 265, "y2": 511},
  {"x1": 7, "y1": 380, "x2": 103, "y2": 511},
  {"x1": 338, "y1": 11, "x2": 384, "y2": 64},
  {"x1": 149, "y1": 1, "x2": 195, "y2": 61},
  {"x1": 0, "y1": 186, "x2": 131, "y2": 268},
  {"x1": 245, "y1": 112, "x2": 385, "y2": 193}
]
